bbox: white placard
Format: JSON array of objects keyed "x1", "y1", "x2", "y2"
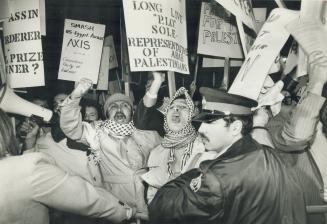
[
  {"x1": 214, "y1": 0, "x2": 257, "y2": 31},
  {"x1": 3, "y1": 0, "x2": 44, "y2": 88},
  {"x1": 58, "y1": 19, "x2": 105, "y2": 84},
  {"x1": 228, "y1": 8, "x2": 299, "y2": 100},
  {"x1": 104, "y1": 35, "x2": 118, "y2": 69},
  {"x1": 40, "y1": 0, "x2": 46, "y2": 36},
  {"x1": 197, "y1": 2, "x2": 243, "y2": 59},
  {"x1": 123, "y1": 0, "x2": 189, "y2": 74},
  {"x1": 286, "y1": 17, "x2": 327, "y2": 63},
  {"x1": 202, "y1": 57, "x2": 243, "y2": 67},
  {"x1": 97, "y1": 46, "x2": 110, "y2": 90}
]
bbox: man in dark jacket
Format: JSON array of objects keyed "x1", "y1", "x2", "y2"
[{"x1": 149, "y1": 87, "x2": 307, "y2": 224}]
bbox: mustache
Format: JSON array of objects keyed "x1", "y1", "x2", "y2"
[
  {"x1": 199, "y1": 133, "x2": 209, "y2": 142},
  {"x1": 114, "y1": 112, "x2": 126, "y2": 119}
]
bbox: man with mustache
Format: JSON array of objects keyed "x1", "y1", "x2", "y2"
[
  {"x1": 59, "y1": 78, "x2": 161, "y2": 221},
  {"x1": 148, "y1": 88, "x2": 307, "y2": 224}
]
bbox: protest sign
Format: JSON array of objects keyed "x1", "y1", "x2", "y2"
[
  {"x1": 0, "y1": 0, "x2": 9, "y2": 21},
  {"x1": 123, "y1": 0, "x2": 189, "y2": 74},
  {"x1": 286, "y1": 17, "x2": 327, "y2": 62},
  {"x1": 202, "y1": 57, "x2": 243, "y2": 67},
  {"x1": 214, "y1": 0, "x2": 257, "y2": 31},
  {"x1": 228, "y1": 8, "x2": 298, "y2": 100},
  {"x1": 97, "y1": 46, "x2": 110, "y2": 90},
  {"x1": 58, "y1": 19, "x2": 105, "y2": 84},
  {"x1": 40, "y1": 0, "x2": 46, "y2": 35},
  {"x1": 3, "y1": 0, "x2": 44, "y2": 88},
  {"x1": 197, "y1": 2, "x2": 243, "y2": 59},
  {"x1": 104, "y1": 35, "x2": 118, "y2": 69}
]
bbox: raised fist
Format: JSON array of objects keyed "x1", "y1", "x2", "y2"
[
  {"x1": 71, "y1": 78, "x2": 93, "y2": 99},
  {"x1": 152, "y1": 71, "x2": 165, "y2": 84}
]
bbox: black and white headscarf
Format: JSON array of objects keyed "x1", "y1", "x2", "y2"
[
  {"x1": 95, "y1": 119, "x2": 135, "y2": 138},
  {"x1": 160, "y1": 87, "x2": 197, "y2": 177}
]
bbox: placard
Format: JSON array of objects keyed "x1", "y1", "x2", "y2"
[
  {"x1": 3, "y1": 0, "x2": 44, "y2": 88},
  {"x1": 123, "y1": 0, "x2": 189, "y2": 74},
  {"x1": 197, "y1": 2, "x2": 243, "y2": 59},
  {"x1": 286, "y1": 17, "x2": 327, "y2": 63},
  {"x1": 104, "y1": 35, "x2": 118, "y2": 69},
  {"x1": 214, "y1": 0, "x2": 257, "y2": 31},
  {"x1": 228, "y1": 8, "x2": 299, "y2": 100},
  {"x1": 97, "y1": 46, "x2": 110, "y2": 90},
  {"x1": 283, "y1": 40, "x2": 298, "y2": 75},
  {"x1": 58, "y1": 19, "x2": 105, "y2": 84}
]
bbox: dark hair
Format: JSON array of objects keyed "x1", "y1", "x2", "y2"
[
  {"x1": 223, "y1": 114, "x2": 253, "y2": 136},
  {"x1": 0, "y1": 109, "x2": 20, "y2": 157},
  {"x1": 80, "y1": 99, "x2": 103, "y2": 120},
  {"x1": 320, "y1": 101, "x2": 327, "y2": 137}
]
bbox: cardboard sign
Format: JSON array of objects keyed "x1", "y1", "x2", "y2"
[
  {"x1": 40, "y1": 0, "x2": 46, "y2": 36},
  {"x1": 286, "y1": 17, "x2": 327, "y2": 62},
  {"x1": 97, "y1": 46, "x2": 110, "y2": 90},
  {"x1": 58, "y1": 19, "x2": 105, "y2": 84},
  {"x1": 197, "y1": 2, "x2": 243, "y2": 59},
  {"x1": 228, "y1": 8, "x2": 298, "y2": 100},
  {"x1": 123, "y1": 0, "x2": 189, "y2": 74},
  {"x1": 104, "y1": 35, "x2": 118, "y2": 69},
  {"x1": 3, "y1": 0, "x2": 44, "y2": 88},
  {"x1": 202, "y1": 57, "x2": 243, "y2": 67},
  {"x1": 214, "y1": 0, "x2": 257, "y2": 31}
]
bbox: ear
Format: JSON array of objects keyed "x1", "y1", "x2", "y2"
[{"x1": 231, "y1": 120, "x2": 243, "y2": 136}]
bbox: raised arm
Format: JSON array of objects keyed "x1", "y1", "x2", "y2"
[
  {"x1": 271, "y1": 54, "x2": 327, "y2": 151},
  {"x1": 133, "y1": 72, "x2": 166, "y2": 137},
  {"x1": 60, "y1": 78, "x2": 93, "y2": 144}
]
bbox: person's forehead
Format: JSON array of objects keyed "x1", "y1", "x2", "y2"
[
  {"x1": 85, "y1": 106, "x2": 97, "y2": 113},
  {"x1": 171, "y1": 98, "x2": 187, "y2": 105},
  {"x1": 110, "y1": 100, "x2": 130, "y2": 106},
  {"x1": 54, "y1": 93, "x2": 68, "y2": 101}
]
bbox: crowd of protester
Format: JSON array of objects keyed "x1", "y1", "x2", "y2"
[{"x1": 0, "y1": 51, "x2": 326, "y2": 224}]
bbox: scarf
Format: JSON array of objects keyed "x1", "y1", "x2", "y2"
[
  {"x1": 160, "y1": 87, "x2": 197, "y2": 177},
  {"x1": 95, "y1": 119, "x2": 135, "y2": 138}
]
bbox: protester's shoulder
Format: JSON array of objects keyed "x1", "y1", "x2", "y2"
[{"x1": 148, "y1": 144, "x2": 167, "y2": 166}]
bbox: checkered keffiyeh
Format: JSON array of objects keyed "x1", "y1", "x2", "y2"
[
  {"x1": 95, "y1": 119, "x2": 135, "y2": 138},
  {"x1": 160, "y1": 87, "x2": 197, "y2": 177}
]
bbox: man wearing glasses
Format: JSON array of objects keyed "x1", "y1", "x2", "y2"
[{"x1": 148, "y1": 87, "x2": 307, "y2": 224}]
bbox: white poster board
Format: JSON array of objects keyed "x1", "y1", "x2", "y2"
[
  {"x1": 40, "y1": 0, "x2": 46, "y2": 36},
  {"x1": 286, "y1": 17, "x2": 327, "y2": 63},
  {"x1": 3, "y1": 0, "x2": 44, "y2": 88},
  {"x1": 97, "y1": 46, "x2": 110, "y2": 90},
  {"x1": 214, "y1": 0, "x2": 257, "y2": 31},
  {"x1": 104, "y1": 35, "x2": 118, "y2": 69},
  {"x1": 202, "y1": 57, "x2": 243, "y2": 67},
  {"x1": 283, "y1": 40, "x2": 298, "y2": 75},
  {"x1": 197, "y1": 2, "x2": 243, "y2": 59},
  {"x1": 58, "y1": 19, "x2": 105, "y2": 84},
  {"x1": 228, "y1": 8, "x2": 299, "y2": 100},
  {"x1": 0, "y1": 37, "x2": 6, "y2": 84},
  {"x1": 123, "y1": 0, "x2": 189, "y2": 74}
]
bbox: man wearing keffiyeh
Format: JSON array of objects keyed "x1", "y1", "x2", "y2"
[
  {"x1": 134, "y1": 72, "x2": 218, "y2": 204},
  {"x1": 59, "y1": 78, "x2": 161, "y2": 222}
]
